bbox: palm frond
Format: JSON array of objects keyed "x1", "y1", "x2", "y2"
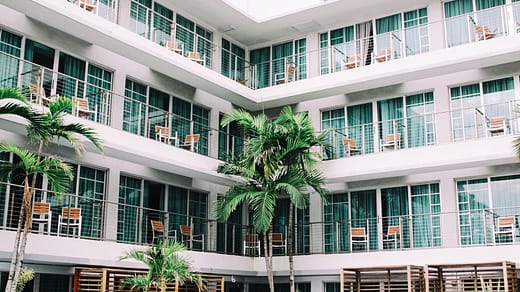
[{"x1": 0, "y1": 87, "x2": 27, "y2": 104}]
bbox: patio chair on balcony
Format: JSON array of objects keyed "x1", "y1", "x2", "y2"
[
  {"x1": 380, "y1": 133, "x2": 401, "y2": 151},
  {"x1": 163, "y1": 40, "x2": 184, "y2": 55},
  {"x1": 186, "y1": 51, "x2": 204, "y2": 65},
  {"x1": 180, "y1": 225, "x2": 204, "y2": 250},
  {"x1": 180, "y1": 134, "x2": 200, "y2": 152},
  {"x1": 274, "y1": 63, "x2": 297, "y2": 85},
  {"x1": 57, "y1": 207, "x2": 82, "y2": 238},
  {"x1": 475, "y1": 25, "x2": 496, "y2": 40},
  {"x1": 343, "y1": 138, "x2": 361, "y2": 157},
  {"x1": 72, "y1": 96, "x2": 97, "y2": 121},
  {"x1": 243, "y1": 233, "x2": 261, "y2": 256},
  {"x1": 155, "y1": 125, "x2": 178, "y2": 146},
  {"x1": 270, "y1": 233, "x2": 286, "y2": 255},
  {"x1": 350, "y1": 227, "x2": 368, "y2": 251},
  {"x1": 343, "y1": 55, "x2": 360, "y2": 69},
  {"x1": 487, "y1": 116, "x2": 506, "y2": 135},
  {"x1": 494, "y1": 216, "x2": 516, "y2": 244},
  {"x1": 32, "y1": 202, "x2": 52, "y2": 234},
  {"x1": 75, "y1": 0, "x2": 97, "y2": 12},
  {"x1": 383, "y1": 225, "x2": 402, "y2": 249},
  {"x1": 29, "y1": 83, "x2": 53, "y2": 106},
  {"x1": 150, "y1": 220, "x2": 177, "y2": 244},
  {"x1": 374, "y1": 48, "x2": 392, "y2": 63}
]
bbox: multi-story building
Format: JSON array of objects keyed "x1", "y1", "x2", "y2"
[{"x1": 1, "y1": 0, "x2": 520, "y2": 291}]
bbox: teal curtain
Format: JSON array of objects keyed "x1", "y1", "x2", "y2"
[
  {"x1": 406, "y1": 92, "x2": 435, "y2": 148},
  {"x1": 378, "y1": 98, "x2": 404, "y2": 148},
  {"x1": 381, "y1": 186, "x2": 409, "y2": 248},
  {"x1": 450, "y1": 84, "x2": 481, "y2": 141},
  {"x1": 58, "y1": 52, "x2": 86, "y2": 100},
  {"x1": 153, "y1": 3, "x2": 173, "y2": 45},
  {"x1": 148, "y1": 88, "x2": 170, "y2": 140},
  {"x1": 117, "y1": 176, "x2": 142, "y2": 243},
  {"x1": 176, "y1": 14, "x2": 195, "y2": 52},
  {"x1": 123, "y1": 79, "x2": 147, "y2": 136},
  {"x1": 330, "y1": 26, "x2": 354, "y2": 71},
  {"x1": 324, "y1": 193, "x2": 349, "y2": 253},
  {"x1": 376, "y1": 14, "x2": 402, "y2": 58},
  {"x1": 23, "y1": 40, "x2": 55, "y2": 95},
  {"x1": 219, "y1": 115, "x2": 244, "y2": 160},
  {"x1": 350, "y1": 190, "x2": 377, "y2": 250},
  {"x1": 221, "y1": 39, "x2": 231, "y2": 78},
  {"x1": 231, "y1": 43, "x2": 246, "y2": 81},
  {"x1": 0, "y1": 30, "x2": 22, "y2": 88},
  {"x1": 221, "y1": 39, "x2": 246, "y2": 80},
  {"x1": 321, "y1": 108, "x2": 345, "y2": 159},
  {"x1": 457, "y1": 179, "x2": 489, "y2": 245},
  {"x1": 411, "y1": 183, "x2": 441, "y2": 248},
  {"x1": 172, "y1": 96, "x2": 191, "y2": 141},
  {"x1": 476, "y1": 0, "x2": 504, "y2": 10},
  {"x1": 272, "y1": 41, "x2": 293, "y2": 85},
  {"x1": 347, "y1": 103, "x2": 373, "y2": 154},
  {"x1": 167, "y1": 186, "x2": 188, "y2": 237},
  {"x1": 273, "y1": 198, "x2": 309, "y2": 254},
  {"x1": 250, "y1": 47, "x2": 270, "y2": 89},
  {"x1": 444, "y1": 0, "x2": 474, "y2": 47}
]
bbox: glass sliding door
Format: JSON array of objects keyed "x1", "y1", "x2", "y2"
[
  {"x1": 117, "y1": 176, "x2": 143, "y2": 243},
  {"x1": 406, "y1": 92, "x2": 435, "y2": 148},
  {"x1": 148, "y1": 88, "x2": 170, "y2": 140},
  {"x1": 176, "y1": 14, "x2": 195, "y2": 53},
  {"x1": 378, "y1": 97, "x2": 404, "y2": 150},
  {"x1": 324, "y1": 193, "x2": 349, "y2": 253},
  {"x1": 272, "y1": 41, "x2": 293, "y2": 85},
  {"x1": 375, "y1": 13, "x2": 402, "y2": 60},
  {"x1": 273, "y1": 198, "x2": 309, "y2": 254},
  {"x1": 457, "y1": 178, "x2": 489, "y2": 245},
  {"x1": 76, "y1": 166, "x2": 106, "y2": 239},
  {"x1": 58, "y1": 52, "x2": 86, "y2": 99},
  {"x1": 86, "y1": 64, "x2": 112, "y2": 124},
  {"x1": 221, "y1": 39, "x2": 245, "y2": 81},
  {"x1": 347, "y1": 103, "x2": 374, "y2": 154},
  {"x1": 321, "y1": 108, "x2": 345, "y2": 159},
  {"x1": 404, "y1": 8, "x2": 429, "y2": 56},
  {"x1": 482, "y1": 77, "x2": 514, "y2": 133},
  {"x1": 250, "y1": 47, "x2": 270, "y2": 89},
  {"x1": 351, "y1": 190, "x2": 377, "y2": 250},
  {"x1": 24, "y1": 40, "x2": 55, "y2": 96},
  {"x1": 450, "y1": 83, "x2": 481, "y2": 141},
  {"x1": 295, "y1": 38, "x2": 306, "y2": 80},
  {"x1": 130, "y1": 0, "x2": 152, "y2": 39},
  {"x1": 153, "y1": 3, "x2": 173, "y2": 45},
  {"x1": 355, "y1": 21, "x2": 374, "y2": 66},
  {"x1": 219, "y1": 114, "x2": 244, "y2": 160},
  {"x1": 411, "y1": 183, "x2": 441, "y2": 248},
  {"x1": 216, "y1": 198, "x2": 242, "y2": 255},
  {"x1": 192, "y1": 105, "x2": 210, "y2": 155},
  {"x1": 444, "y1": 0, "x2": 475, "y2": 47},
  {"x1": 123, "y1": 79, "x2": 147, "y2": 136},
  {"x1": 196, "y1": 26, "x2": 213, "y2": 68},
  {"x1": 381, "y1": 186, "x2": 410, "y2": 248},
  {"x1": 0, "y1": 29, "x2": 22, "y2": 88}
]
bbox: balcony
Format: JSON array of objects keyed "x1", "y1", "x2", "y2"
[{"x1": 2, "y1": 182, "x2": 520, "y2": 257}]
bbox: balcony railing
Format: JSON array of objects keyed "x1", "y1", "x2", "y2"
[
  {"x1": 1, "y1": 182, "x2": 519, "y2": 256},
  {"x1": 62, "y1": 1, "x2": 520, "y2": 90},
  {"x1": 323, "y1": 100, "x2": 519, "y2": 160}
]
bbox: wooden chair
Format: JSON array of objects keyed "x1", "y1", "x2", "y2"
[
  {"x1": 29, "y1": 83, "x2": 53, "y2": 106},
  {"x1": 186, "y1": 51, "x2": 204, "y2": 65},
  {"x1": 164, "y1": 40, "x2": 183, "y2": 55},
  {"x1": 487, "y1": 116, "x2": 506, "y2": 135},
  {"x1": 58, "y1": 207, "x2": 82, "y2": 238},
  {"x1": 475, "y1": 25, "x2": 496, "y2": 40},
  {"x1": 350, "y1": 227, "x2": 368, "y2": 251},
  {"x1": 343, "y1": 138, "x2": 361, "y2": 157},
  {"x1": 243, "y1": 233, "x2": 261, "y2": 256},
  {"x1": 72, "y1": 96, "x2": 97, "y2": 121},
  {"x1": 76, "y1": 0, "x2": 97, "y2": 12},
  {"x1": 343, "y1": 55, "x2": 360, "y2": 69},
  {"x1": 32, "y1": 202, "x2": 52, "y2": 234},
  {"x1": 155, "y1": 125, "x2": 178, "y2": 146},
  {"x1": 494, "y1": 216, "x2": 516, "y2": 244},
  {"x1": 383, "y1": 225, "x2": 402, "y2": 249},
  {"x1": 270, "y1": 233, "x2": 287, "y2": 255},
  {"x1": 150, "y1": 220, "x2": 176, "y2": 243},
  {"x1": 374, "y1": 48, "x2": 392, "y2": 63},
  {"x1": 381, "y1": 133, "x2": 401, "y2": 151},
  {"x1": 179, "y1": 225, "x2": 204, "y2": 250},
  {"x1": 180, "y1": 134, "x2": 200, "y2": 152}
]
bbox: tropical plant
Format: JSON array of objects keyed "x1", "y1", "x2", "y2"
[
  {"x1": 121, "y1": 240, "x2": 203, "y2": 292},
  {"x1": 15, "y1": 267, "x2": 34, "y2": 292},
  {"x1": 215, "y1": 106, "x2": 328, "y2": 292},
  {"x1": 0, "y1": 88, "x2": 104, "y2": 292}
]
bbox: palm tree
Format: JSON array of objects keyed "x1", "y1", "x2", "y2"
[
  {"x1": 121, "y1": 240, "x2": 203, "y2": 292},
  {"x1": 0, "y1": 89, "x2": 104, "y2": 292},
  {"x1": 215, "y1": 106, "x2": 328, "y2": 292},
  {"x1": 0, "y1": 143, "x2": 74, "y2": 292}
]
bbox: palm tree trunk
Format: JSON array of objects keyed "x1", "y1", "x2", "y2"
[
  {"x1": 5, "y1": 196, "x2": 25, "y2": 292},
  {"x1": 263, "y1": 231, "x2": 274, "y2": 292},
  {"x1": 288, "y1": 201, "x2": 295, "y2": 292}
]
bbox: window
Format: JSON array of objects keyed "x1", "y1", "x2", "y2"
[
  {"x1": 221, "y1": 39, "x2": 245, "y2": 81},
  {"x1": 406, "y1": 92, "x2": 435, "y2": 148},
  {"x1": 218, "y1": 113, "x2": 245, "y2": 160},
  {"x1": 216, "y1": 195, "x2": 242, "y2": 254},
  {"x1": 450, "y1": 77, "x2": 515, "y2": 141},
  {"x1": 321, "y1": 108, "x2": 345, "y2": 159},
  {"x1": 0, "y1": 29, "x2": 22, "y2": 88},
  {"x1": 347, "y1": 103, "x2": 374, "y2": 155},
  {"x1": 87, "y1": 64, "x2": 113, "y2": 124},
  {"x1": 130, "y1": 0, "x2": 152, "y2": 39},
  {"x1": 123, "y1": 79, "x2": 147, "y2": 136},
  {"x1": 168, "y1": 186, "x2": 208, "y2": 240},
  {"x1": 272, "y1": 198, "x2": 310, "y2": 254},
  {"x1": 176, "y1": 14, "x2": 213, "y2": 68}
]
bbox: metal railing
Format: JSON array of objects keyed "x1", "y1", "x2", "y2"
[
  {"x1": 67, "y1": 0, "x2": 118, "y2": 23},
  {"x1": 322, "y1": 99, "x2": 519, "y2": 160},
  {"x1": 2, "y1": 181, "x2": 519, "y2": 256},
  {"x1": 62, "y1": 1, "x2": 520, "y2": 90}
]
